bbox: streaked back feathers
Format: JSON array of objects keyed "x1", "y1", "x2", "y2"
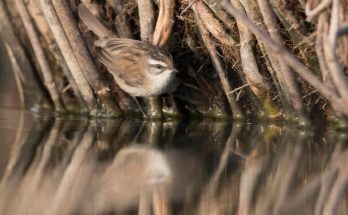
[{"x1": 96, "y1": 37, "x2": 173, "y2": 71}]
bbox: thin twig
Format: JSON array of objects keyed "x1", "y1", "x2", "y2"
[
  {"x1": 180, "y1": 0, "x2": 197, "y2": 16},
  {"x1": 302, "y1": 90, "x2": 318, "y2": 99},
  {"x1": 229, "y1": 83, "x2": 252, "y2": 94}
]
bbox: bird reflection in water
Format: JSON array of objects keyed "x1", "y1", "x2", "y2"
[
  {"x1": 0, "y1": 113, "x2": 348, "y2": 215},
  {"x1": 0, "y1": 117, "x2": 209, "y2": 215},
  {"x1": 84, "y1": 146, "x2": 172, "y2": 215}
]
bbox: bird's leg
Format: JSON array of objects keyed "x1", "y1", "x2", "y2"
[
  {"x1": 131, "y1": 121, "x2": 146, "y2": 143},
  {"x1": 132, "y1": 96, "x2": 147, "y2": 118},
  {"x1": 146, "y1": 96, "x2": 163, "y2": 119},
  {"x1": 162, "y1": 95, "x2": 181, "y2": 118}
]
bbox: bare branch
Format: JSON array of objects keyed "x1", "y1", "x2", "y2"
[
  {"x1": 305, "y1": 0, "x2": 332, "y2": 21},
  {"x1": 0, "y1": 0, "x2": 49, "y2": 108},
  {"x1": 231, "y1": 0, "x2": 280, "y2": 117},
  {"x1": 221, "y1": 1, "x2": 348, "y2": 116},
  {"x1": 194, "y1": 11, "x2": 243, "y2": 118},
  {"x1": 37, "y1": 0, "x2": 97, "y2": 113},
  {"x1": 256, "y1": 0, "x2": 305, "y2": 116},
  {"x1": 153, "y1": 0, "x2": 175, "y2": 47},
  {"x1": 14, "y1": 0, "x2": 64, "y2": 111},
  {"x1": 192, "y1": 1, "x2": 237, "y2": 48},
  {"x1": 52, "y1": 0, "x2": 122, "y2": 116},
  {"x1": 137, "y1": 0, "x2": 155, "y2": 42},
  {"x1": 322, "y1": 0, "x2": 348, "y2": 100}
]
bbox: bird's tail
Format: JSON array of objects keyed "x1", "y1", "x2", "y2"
[{"x1": 78, "y1": 4, "x2": 113, "y2": 38}]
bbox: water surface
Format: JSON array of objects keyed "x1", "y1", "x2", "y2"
[{"x1": 0, "y1": 108, "x2": 347, "y2": 215}]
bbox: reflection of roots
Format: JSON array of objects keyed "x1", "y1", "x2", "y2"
[
  {"x1": 196, "y1": 125, "x2": 348, "y2": 215},
  {"x1": 2, "y1": 118, "x2": 348, "y2": 214}
]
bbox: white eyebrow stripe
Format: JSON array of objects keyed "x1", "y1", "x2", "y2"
[{"x1": 148, "y1": 58, "x2": 167, "y2": 67}]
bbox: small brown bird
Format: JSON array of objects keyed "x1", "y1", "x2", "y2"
[{"x1": 78, "y1": 4, "x2": 179, "y2": 98}]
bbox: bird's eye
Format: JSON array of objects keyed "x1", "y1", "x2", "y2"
[{"x1": 156, "y1": 64, "x2": 164, "y2": 69}]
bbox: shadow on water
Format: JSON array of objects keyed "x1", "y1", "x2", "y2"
[{"x1": 0, "y1": 110, "x2": 348, "y2": 215}]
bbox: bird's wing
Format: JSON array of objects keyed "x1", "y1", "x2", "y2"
[{"x1": 97, "y1": 37, "x2": 148, "y2": 87}]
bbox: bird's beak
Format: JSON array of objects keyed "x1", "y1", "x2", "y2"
[{"x1": 172, "y1": 69, "x2": 179, "y2": 73}]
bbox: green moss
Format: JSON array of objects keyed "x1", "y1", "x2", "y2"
[{"x1": 262, "y1": 96, "x2": 281, "y2": 119}]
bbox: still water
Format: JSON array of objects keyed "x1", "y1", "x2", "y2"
[{"x1": 0, "y1": 108, "x2": 347, "y2": 215}]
